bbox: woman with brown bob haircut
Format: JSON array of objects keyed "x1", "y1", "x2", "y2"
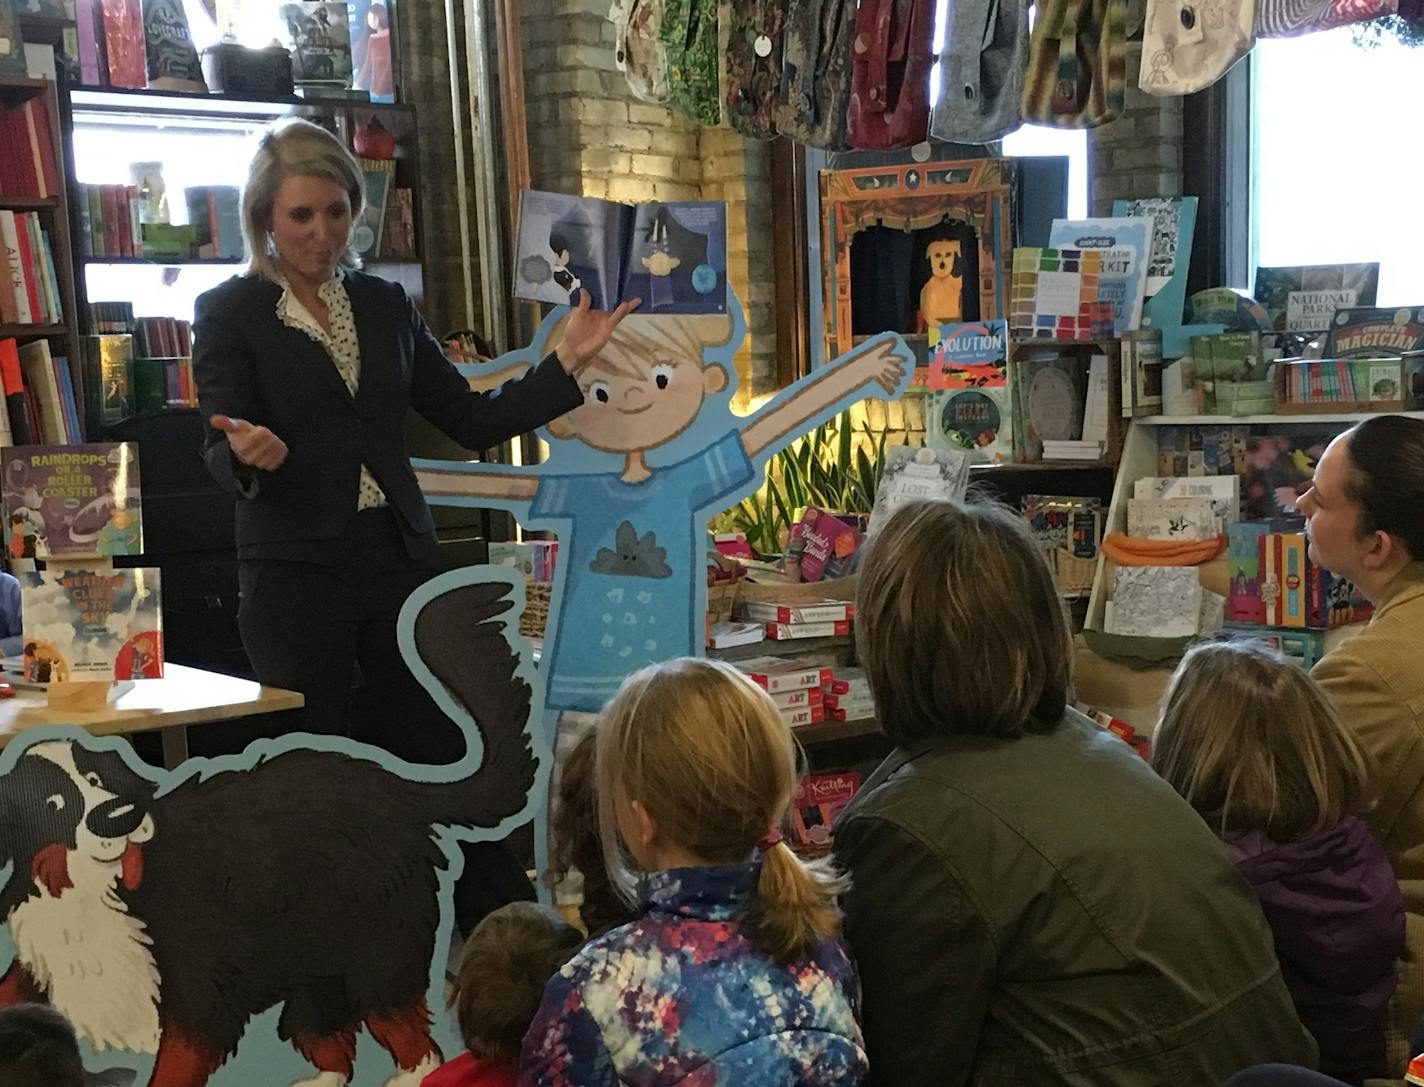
[{"x1": 833, "y1": 498, "x2": 1318, "y2": 1087}]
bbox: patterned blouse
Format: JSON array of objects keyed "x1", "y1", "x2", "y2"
[
  {"x1": 519, "y1": 864, "x2": 868, "y2": 1086},
  {"x1": 275, "y1": 272, "x2": 387, "y2": 510}
]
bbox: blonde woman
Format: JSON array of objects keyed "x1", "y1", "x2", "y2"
[
  {"x1": 192, "y1": 118, "x2": 634, "y2": 931},
  {"x1": 1153, "y1": 640, "x2": 1402, "y2": 1085},
  {"x1": 834, "y1": 498, "x2": 1317, "y2": 1087},
  {"x1": 520, "y1": 657, "x2": 867, "y2": 1085},
  {"x1": 193, "y1": 117, "x2": 633, "y2": 749}
]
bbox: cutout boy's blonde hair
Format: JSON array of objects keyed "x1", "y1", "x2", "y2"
[
  {"x1": 547, "y1": 312, "x2": 734, "y2": 380},
  {"x1": 1151, "y1": 640, "x2": 1374, "y2": 841},
  {"x1": 594, "y1": 657, "x2": 846, "y2": 963}
]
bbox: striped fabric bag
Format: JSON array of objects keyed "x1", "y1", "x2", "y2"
[{"x1": 1020, "y1": 0, "x2": 1127, "y2": 128}]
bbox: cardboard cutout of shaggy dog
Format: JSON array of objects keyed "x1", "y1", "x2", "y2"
[
  {"x1": 415, "y1": 292, "x2": 914, "y2": 719},
  {"x1": 0, "y1": 571, "x2": 545, "y2": 1087}
]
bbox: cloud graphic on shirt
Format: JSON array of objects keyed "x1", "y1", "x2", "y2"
[{"x1": 589, "y1": 521, "x2": 672, "y2": 579}]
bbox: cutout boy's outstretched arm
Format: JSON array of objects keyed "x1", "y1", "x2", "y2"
[
  {"x1": 740, "y1": 336, "x2": 911, "y2": 461},
  {"x1": 415, "y1": 465, "x2": 540, "y2": 504}
]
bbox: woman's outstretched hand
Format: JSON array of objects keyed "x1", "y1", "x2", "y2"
[
  {"x1": 210, "y1": 414, "x2": 289, "y2": 472},
  {"x1": 555, "y1": 290, "x2": 641, "y2": 375}
]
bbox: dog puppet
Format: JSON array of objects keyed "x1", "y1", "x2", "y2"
[
  {"x1": 920, "y1": 238, "x2": 965, "y2": 327},
  {"x1": 0, "y1": 576, "x2": 539, "y2": 1087}
]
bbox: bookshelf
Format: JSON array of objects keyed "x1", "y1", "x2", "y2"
[{"x1": 0, "y1": 73, "x2": 81, "y2": 375}]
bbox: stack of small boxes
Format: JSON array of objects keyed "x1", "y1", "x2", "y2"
[
  {"x1": 737, "y1": 657, "x2": 830, "y2": 728},
  {"x1": 821, "y1": 667, "x2": 874, "y2": 722}
]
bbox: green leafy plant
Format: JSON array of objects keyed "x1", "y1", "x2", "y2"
[{"x1": 713, "y1": 410, "x2": 895, "y2": 557}]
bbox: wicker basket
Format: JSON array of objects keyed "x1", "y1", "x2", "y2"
[
  {"x1": 1056, "y1": 549, "x2": 1099, "y2": 594},
  {"x1": 521, "y1": 581, "x2": 552, "y2": 639}
]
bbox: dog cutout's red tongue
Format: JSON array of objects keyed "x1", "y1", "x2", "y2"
[
  {"x1": 31, "y1": 843, "x2": 72, "y2": 897},
  {"x1": 120, "y1": 841, "x2": 143, "y2": 891}
]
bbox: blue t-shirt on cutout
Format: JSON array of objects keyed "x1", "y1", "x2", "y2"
[{"x1": 530, "y1": 429, "x2": 754, "y2": 712}]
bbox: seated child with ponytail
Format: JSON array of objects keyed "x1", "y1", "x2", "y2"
[
  {"x1": 1152, "y1": 641, "x2": 1404, "y2": 1086},
  {"x1": 519, "y1": 657, "x2": 867, "y2": 1086}
]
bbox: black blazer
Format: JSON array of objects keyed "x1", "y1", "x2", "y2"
[{"x1": 193, "y1": 270, "x2": 583, "y2": 564}]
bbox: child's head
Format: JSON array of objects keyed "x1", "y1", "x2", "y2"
[
  {"x1": 0, "y1": 1004, "x2": 83, "y2": 1087},
  {"x1": 595, "y1": 657, "x2": 845, "y2": 962},
  {"x1": 449, "y1": 902, "x2": 583, "y2": 1066},
  {"x1": 548, "y1": 729, "x2": 637, "y2": 939},
  {"x1": 545, "y1": 314, "x2": 734, "y2": 453},
  {"x1": 1152, "y1": 640, "x2": 1373, "y2": 841}
]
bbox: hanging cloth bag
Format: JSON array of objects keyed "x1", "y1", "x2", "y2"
[
  {"x1": 1021, "y1": 0, "x2": 1128, "y2": 127},
  {"x1": 775, "y1": 0, "x2": 857, "y2": 149},
  {"x1": 847, "y1": 0, "x2": 937, "y2": 150},
  {"x1": 724, "y1": 0, "x2": 788, "y2": 138},
  {"x1": 662, "y1": 0, "x2": 722, "y2": 124},
  {"x1": 610, "y1": 0, "x2": 670, "y2": 103},
  {"x1": 1138, "y1": 0, "x2": 1253, "y2": 96},
  {"x1": 931, "y1": 0, "x2": 1031, "y2": 143}
]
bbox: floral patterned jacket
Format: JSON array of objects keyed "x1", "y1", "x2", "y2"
[{"x1": 519, "y1": 864, "x2": 867, "y2": 1086}]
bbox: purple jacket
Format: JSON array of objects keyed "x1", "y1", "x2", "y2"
[{"x1": 1226, "y1": 815, "x2": 1404, "y2": 1085}]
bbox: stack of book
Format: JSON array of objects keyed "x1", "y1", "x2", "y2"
[
  {"x1": 75, "y1": 183, "x2": 144, "y2": 260},
  {"x1": 85, "y1": 300, "x2": 135, "y2": 334},
  {"x1": 737, "y1": 656, "x2": 833, "y2": 729},
  {"x1": 0, "y1": 337, "x2": 83, "y2": 445},
  {"x1": 0, "y1": 96, "x2": 60, "y2": 199},
  {"x1": 821, "y1": 667, "x2": 874, "y2": 722},
  {"x1": 0, "y1": 211, "x2": 64, "y2": 326},
  {"x1": 735, "y1": 597, "x2": 855, "y2": 642}
]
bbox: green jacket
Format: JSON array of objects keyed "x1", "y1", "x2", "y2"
[{"x1": 833, "y1": 710, "x2": 1318, "y2": 1086}]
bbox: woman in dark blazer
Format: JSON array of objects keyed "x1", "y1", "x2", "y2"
[{"x1": 193, "y1": 119, "x2": 633, "y2": 925}]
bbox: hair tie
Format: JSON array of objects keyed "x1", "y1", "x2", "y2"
[{"x1": 756, "y1": 829, "x2": 783, "y2": 854}]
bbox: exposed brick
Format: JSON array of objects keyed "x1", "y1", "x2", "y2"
[
  {"x1": 572, "y1": 98, "x2": 629, "y2": 125},
  {"x1": 628, "y1": 103, "x2": 677, "y2": 126},
  {"x1": 603, "y1": 124, "x2": 655, "y2": 150}
]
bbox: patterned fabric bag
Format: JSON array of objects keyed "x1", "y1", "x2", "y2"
[
  {"x1": 931, "y1": 0, "x2": 1031, "y2": 143},
  {"x1": 1256, "y1": 0, "x2": 1397, "y2": 36},
  {"x1": 662, "y1": 0, "x2": 722, "y2": 124},
  {"x1": 1139, "y1": 0, "x2": 1252, "y2": 95},
  {"x1": 775, "y1": 0, "x2": 857, "y2": 149},
  {"x1": 610, "y1": 0, "x2": 670, "y2": 103},
  {"x1": 1021, "y1": 0, "x2": 1127, "y2": 126},
  {"x1": 847, "y1": 0, "x2": 938, "y2": 150},
  {"x1": 724, "y1": 0, "x2": 787, "y2": 138}
]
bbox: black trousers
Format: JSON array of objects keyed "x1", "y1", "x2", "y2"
[{"x1": 214, "y1": 507, "x2": 535, "y2": 933}]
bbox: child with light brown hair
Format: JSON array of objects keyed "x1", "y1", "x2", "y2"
[
  {"x1": 423, "y1": 902, "x2": 583, "y2": 1087},
  {"x1": 519, "y1": 657, "x2": 867, "y2": 1085},
  {"x1": 1153, "y1": 640, "x2": 1404, "y2": 1085}
]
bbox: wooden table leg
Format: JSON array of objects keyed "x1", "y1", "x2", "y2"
[{"x1": 161, "y1": 726, "x2": 190, "y2": 770}]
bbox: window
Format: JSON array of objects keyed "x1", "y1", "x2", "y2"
[{"x1": 1251, "y1": 30, "x2": 1424, "y2": 303}]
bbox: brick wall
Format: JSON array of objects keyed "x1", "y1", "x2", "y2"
[
  {"x1": 520, "y1": 0, "x2": 779, "y2": 401},
  {"x1": 1089, "y1": 43, "x2": 1185, "y2": 214}
]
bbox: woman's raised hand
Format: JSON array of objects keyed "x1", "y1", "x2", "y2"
[{"x1": 555, "y1": 290, "x2": 642, "y2": 375}]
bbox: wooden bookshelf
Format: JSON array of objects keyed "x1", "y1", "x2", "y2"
[
  {"x1": 0, "y1": 78, "x2": 79, "y2": 371},
  {"x1": 795, "y1": 715, "x2": 881, "y2": 745},
  {"x1": 83, "y1": 257, "x2": 244, "y2": 266}
]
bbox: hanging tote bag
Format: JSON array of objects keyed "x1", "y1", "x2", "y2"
[
  {"x1": 1138, "y1": 0, "x2": 1253, "y2": 95},
  {"x1": 661, "y1": 0, "x2": 722, "y2": 124},
  {"x1": 724, "y1": 0, "x2": 788, "y2": 138},
  {"x1": 775, "y1": 0, "x2": 857, "y2": 149},
  {"x1": 1021, "y1": 0, "x2": 1128, "y2": 127},
  {"x1": 610, "y1": 0, "x2": 670, "y2": 103},
  {"x1": 931, "y1": 0, "x2": 1031, "y2": 144},
  {"x1": 847, "y1": 0, "x2": 937, "y2": 150}
]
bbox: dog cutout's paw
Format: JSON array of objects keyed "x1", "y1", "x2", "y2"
[
  {"x1": 288, "y1": 1073, "x2": 349, "y2": 1087},
  {"x1": 383, "y1": 1056, "x2": 440, "y2": 1087}
]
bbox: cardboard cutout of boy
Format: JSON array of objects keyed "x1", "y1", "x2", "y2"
[
  {"x1": 0, "y1": 571, "x2": 546, "y2": 1087},
  {"x1": 415, "y1": 290, "x2": 914, "y2": 716}
]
